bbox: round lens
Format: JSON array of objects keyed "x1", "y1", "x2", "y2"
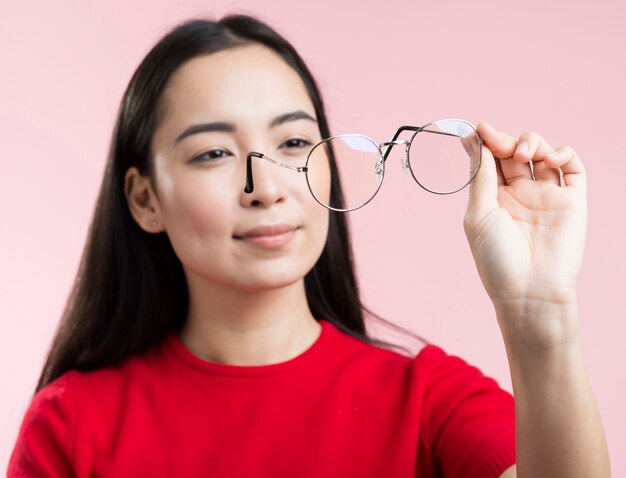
[
  {"x1": 407, "y1": 119, "x2": 481, "y2": 194},
  {"x1": 306, "y1": 134, "x2": 384, "y2": 211}
]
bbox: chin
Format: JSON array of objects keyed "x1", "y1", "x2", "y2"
[{"x1": 234, "y1": 271, "x2": 306, "y2": 293}]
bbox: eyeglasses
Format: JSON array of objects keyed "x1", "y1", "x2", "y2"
[{"x1": 244, "y1": 118, "x2": 482, "y2": 212}]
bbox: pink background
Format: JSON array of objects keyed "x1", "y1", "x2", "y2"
[{"x1": 2, "y1": 0, "x2": 624, "y2": 473}]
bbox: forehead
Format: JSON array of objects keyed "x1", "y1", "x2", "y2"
[{"x1": 160, "y1": 44, "x2": 314, "y2": 126}]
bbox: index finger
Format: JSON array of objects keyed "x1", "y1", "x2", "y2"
[
  {"x1": 475, "y1": 122, "x2": 517, "y2": 159},
  {"x1": 476, "y1": 122, "x2": 554, "y2": 162}
]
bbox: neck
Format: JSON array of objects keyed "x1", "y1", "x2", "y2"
[{"x1": 179, "y1": 273, "x2": 321, "y2": 366}]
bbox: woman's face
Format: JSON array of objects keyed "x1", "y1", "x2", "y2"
[{"x1": 147, "y1": 44, "x2": 330, "y2": 292}]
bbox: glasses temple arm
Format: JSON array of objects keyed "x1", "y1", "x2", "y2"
[
  {"x1": 420, "y1": 129, "x2": 463, "y2": 138},
  {"x1": 381, "y1": 125, "x2": 479, "y2": 161}
]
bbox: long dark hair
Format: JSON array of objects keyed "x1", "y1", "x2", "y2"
[{"x1": 35, "y1": 14, "x2": 426, "y2": 394}]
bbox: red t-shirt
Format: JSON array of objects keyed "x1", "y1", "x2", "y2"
[{"x1": 9, "y1": 319, "x2": 515, "y2": 477}]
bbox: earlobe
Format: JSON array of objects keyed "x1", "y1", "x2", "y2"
[{"x1": 124, "y1": 167, "x2": 164, "y2": 233}]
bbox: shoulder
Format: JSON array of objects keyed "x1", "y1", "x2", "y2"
[
  {"x1": 19, "y1": 338, "x2": 170, "y2": 438},
  {"x1": 8, "y1": 339, "x2": 170, "y2": 475},
  {"x1": 326, "y1": 320, "x2": 492, "y2": 386},
  {"x1": 8, "y1": 373, "x2": 78, "y2": 475},
  {"x1": 409, "y1": 342, "x2": 514, "y2": 419},
  {"x1": 13, "y1": 346, "x2": 157, "y2": 436},
  {"x1": 59, "y1": 337, "x2": 172, "y2": 414},
  {"x1": 323, "y1": 321, "x2": 486, "y2": 398},
  {"x1": 412, "y1": 344, "x2": 516, "y2": 478},
  {"x1": 412, "y1": 343, "x2": 502, "y2": 389}
]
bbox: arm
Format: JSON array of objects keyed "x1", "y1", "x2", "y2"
[
  {"x1": 497, "y1": 305, "x2": 608, "y2": 478},
  {"x1": 463, "y1": 123, "x2": 610, "y2": 478}
]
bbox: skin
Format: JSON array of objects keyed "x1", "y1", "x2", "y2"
[
  {"x1": 465, "y1": 124, "x2": 610, "y2": 477},
  {"x1": 125, "y1": 44, "x2": 610, "y2": 477},
  {"x1": 125, "y1": 45, "x2": 327, "y2": 365}
]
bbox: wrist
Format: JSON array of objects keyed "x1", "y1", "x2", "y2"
[{"x1": 494, "y1": 299, "x2": 582, "y2": 352}]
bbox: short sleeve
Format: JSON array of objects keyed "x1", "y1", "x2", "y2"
[
  {"x1": 417, "y1": 345, "x2": 516, "y2": 478},
  {"x1": 8, "y1": 374, "x2": 76, "y2": 477}
]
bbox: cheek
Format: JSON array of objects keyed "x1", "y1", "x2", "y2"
[
  {"x1": 305, "y1": 152, "x2": 332, "y2": 206},
  {"x1": 160, "y1": 177, "x2": 233, "y2": 255},
  {"x1": 313, "y1": 208, "x2": 330, "y2": 252},
  {"x1": 297, "y1": 159, "x2": 331, "y2": 257},
  {"x1": 304, "y1": 189, "x2": 330, "y2": 256},
  {"x1": 153, "y1": 153, "x2": 237, "y2": 231}
]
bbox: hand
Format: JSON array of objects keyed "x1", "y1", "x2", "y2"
[{"x1": 463, "y1": 122, "x2": 587, "y2": 345}]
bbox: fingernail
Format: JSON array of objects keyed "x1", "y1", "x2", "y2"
[
  {"x1": 516, "y1": 142, "x2": 529, "y2": 154},
  {"x1": 548, "y1": 150, "x2": 559, "y2": 159}
]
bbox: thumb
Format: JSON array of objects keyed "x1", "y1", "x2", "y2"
[{"x1": 464, "y1": 127, "x2": 500, "y2": 228}]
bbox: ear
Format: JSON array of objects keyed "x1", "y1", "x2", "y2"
[{"x1": 124, "y1": 167, "x2": 165, "y2": 233}]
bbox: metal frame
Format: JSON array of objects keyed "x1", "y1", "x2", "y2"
[{"x1": 244, "y1": 118, "x2": 483, "y2": 212}]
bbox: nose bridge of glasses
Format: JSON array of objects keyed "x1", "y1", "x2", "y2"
[{"x1": 379, "y1": 139, "x2": 412, "y2": 178}]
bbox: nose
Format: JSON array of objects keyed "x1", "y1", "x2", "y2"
[{"x1": 240, "y1": 151, "x2": 287, "y2": 208}]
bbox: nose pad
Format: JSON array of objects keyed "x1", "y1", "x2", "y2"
[
  {"x1": 374, "y1": 158, "x2": 385, "y2": 183},
  {"x1": 400, "y1": 156, "x2": 411, "y2": 178},
  {"x1": 375, "y1": 158, "x2": 384, "y2": 175}
]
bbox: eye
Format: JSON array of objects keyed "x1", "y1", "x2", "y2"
[
  {"x1": 280, "y1": 138, "x2": 312, "y2": 150},
  {"x1": 189, "y1": 148, "x2": 233, "y2": 163}
]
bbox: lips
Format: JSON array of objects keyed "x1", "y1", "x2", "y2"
[
  {"x1": 235, "y1": 224, "x2": 298, "y2": 249},
  {"x1": 238, "y1": 224, "x2": 296, "y2": 238}
]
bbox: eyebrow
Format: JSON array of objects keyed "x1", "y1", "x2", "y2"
[{"x1": 174, "y1": 110, "x2": 318, "y2": 145}]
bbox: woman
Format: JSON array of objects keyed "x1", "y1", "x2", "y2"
[{"x1": 8, "y1": 14, "x2": 610, "y2": 477}]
